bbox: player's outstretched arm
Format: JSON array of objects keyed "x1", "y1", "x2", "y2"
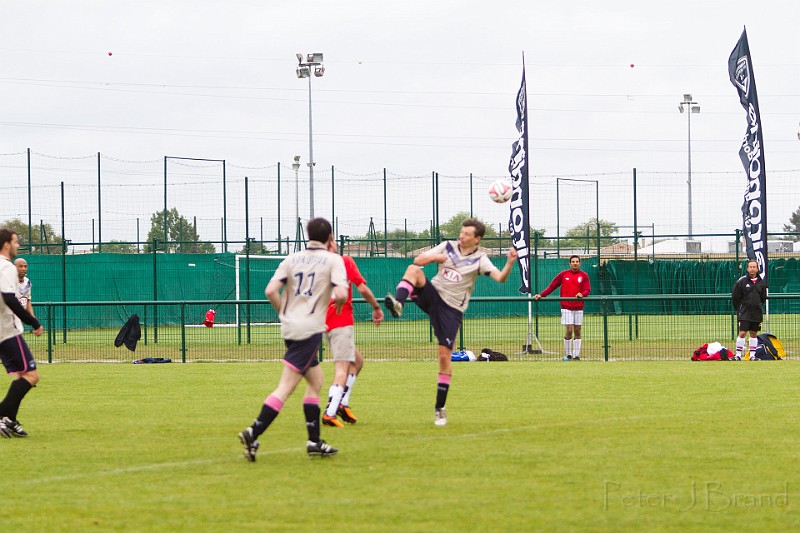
[{"x1": 489, "y1": 247, "x2": 518, "y2": 283}]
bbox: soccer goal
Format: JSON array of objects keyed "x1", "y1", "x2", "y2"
[{"x1": 191, "y1": 254, "x2": 286, "y2": 326}]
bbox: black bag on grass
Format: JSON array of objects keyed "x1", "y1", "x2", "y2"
[{"x1": 753, "y1": 333, "x2": 784, "y2": 360}]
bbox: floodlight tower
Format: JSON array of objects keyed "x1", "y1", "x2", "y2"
[
  {"x1": 295, "y1": 52, "x2": 325, "y2": 219},
  {"x1": 679, "y1": 94, "x2": 700, "y2": 238}
]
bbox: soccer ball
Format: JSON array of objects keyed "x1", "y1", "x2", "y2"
[{"x1": 488, "y1": 179, "x2": 513, "y2": 203}]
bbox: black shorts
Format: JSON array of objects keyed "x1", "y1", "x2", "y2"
[
  {"x1": 738, "y1": 320, "x2": 761, "y2": 333},
  {"x1": 0, "y1": 335, "x2": 37, "y2": 375},
  {"x1": 413, "y1": 282, "x2": 463, "y2": 349},
  {"x1": 282, "y1": 333, "x2": 322, "y2": 374}
]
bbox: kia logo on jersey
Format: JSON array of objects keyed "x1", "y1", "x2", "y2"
[{"x1": 441, "y1": 269, "x2": 463, "y2": 282}]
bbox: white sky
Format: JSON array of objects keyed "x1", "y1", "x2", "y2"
[{"x1": 1, "y1": 1, "x2": 798, "y2": 246}]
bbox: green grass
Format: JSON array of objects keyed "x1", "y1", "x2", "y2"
[{"x1": 4, "y1": 361, "x2": 799, "y2": 531}]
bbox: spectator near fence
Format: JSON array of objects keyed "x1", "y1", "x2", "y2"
[
  {"x1": 534, "y1": 255, "x2": 591, "y2": 361},
  {"x1": 14, "y1": 258, "x2": 33, "y2": 319},
  {"x1": 732, "y1": 259, "x2": 767, "y2": 361}
]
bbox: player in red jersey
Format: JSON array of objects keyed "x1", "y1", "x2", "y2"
[
  {"x1": 322, "y1": 241, "x2": 383, "y2": 427},
  {"x1": 534, "y1": 255, "x2": 591, "y2": 360}
]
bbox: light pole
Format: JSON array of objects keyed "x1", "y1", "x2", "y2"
[
  {"x1": 292, "y1": 155, "x2": 302, "y2": 252},
  {"x1": 296, "y1": 52, "x2": 325, "y2": 219},
  {"x1": 292, "y1": 155, "x2": 301, "y2": 222},
  {"x1": 679, "y1": 94, "x2": 700, "y2": 238}
]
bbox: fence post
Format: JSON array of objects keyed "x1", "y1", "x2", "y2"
[
  {"x1": 46, "y1": 303, "x2": 53, "y2": 363},
  {"x1": 602, "y1": 297, "x2": 610, "y2": 362},
  {"x1": 152, "y1": 240, "x2": 159, "y2": 344},
  {"x1": 180, "y1": 302, "x2": 186, "y2": 363}
]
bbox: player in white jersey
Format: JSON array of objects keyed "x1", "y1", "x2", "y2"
[
  {"x1": 238, "y1": 218, "x2": 348, "y2": 462},
  {"x1": 0, "y1": 229, "x2": 44, "y2": 438},
  {"x1": 384, "y1": 219, "x2": 517, "y2": 426},
  {"x1": 14, "y1": 258, "x2": 33, "y2": 318}
]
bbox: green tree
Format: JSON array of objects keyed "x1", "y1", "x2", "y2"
[
  {"x1": 436, "y1": 211, "x2": 498, "y2": 239},
  {"x1": 782, "y1": 207, "x2": 800, "y2": 241},
  {"x1": 145, "y1": 208, "x2": 216, "y2": 253},
  {"x1": 0, "y1": 218, "x2": 63, "y2": 254},
  {"x1": 532, "y1": 229, "x2": 554, "y2": 248},
  {"x1": 235, "y1": 240, "x2": 273, "y2": 255},
  {"x1": 94, "y1": 241, "x2": 137, "y2": 254},
  {"x1": 561, "y1": 218, "x2": 620, "y2": 248}
]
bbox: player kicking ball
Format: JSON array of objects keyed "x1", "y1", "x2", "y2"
[{"x1": 384, "y1": 219, "x2": 517, "y2": 426}]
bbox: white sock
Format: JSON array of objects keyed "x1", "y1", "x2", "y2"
[
  {"x1": 735, "y1": 337, "x2": 745, "y2": 357},
  {"x1": 573, "y1": 339, "x2": 582, "y2": 357},
  {"x1": 564, "y1": 339, "x2": 572, "y2": 357},
  {"x1": 341, "y1": 374, "x2": 357, "y2": 406},
  {"x1": 326, "y1": 385, "x2": 344, "y2": 417},
  {"x1": 749, "y1": 338, "x2": 758, "y2": 358}
]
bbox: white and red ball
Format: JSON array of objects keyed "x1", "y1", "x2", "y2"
[{"x1": 488, "y1": 179, "x2": 513, "y2": 203}]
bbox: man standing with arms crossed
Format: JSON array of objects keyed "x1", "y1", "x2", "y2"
[
  {"x1": 534, "y1": 255, "x2": 591, "y2": 361},
  {"x1": 322, "y1": 241, "x2": 384, "y2": 427},
  {"x1": 238, "y1": 218, "x2": 348, "y2": 461},
  {"x1": 384, "y1": 218, "x2": 517, "y2": 426},
  {"x1": 0, "y1": 229, "x2": 44, "y2": 438}
]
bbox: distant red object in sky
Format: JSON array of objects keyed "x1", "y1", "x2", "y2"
[
  {"x1": 108, "y1": 52, "x2": 113, "y2": 56},
  {"x1": 630, "y1": 63, "x2": 634, "y2": 68}
]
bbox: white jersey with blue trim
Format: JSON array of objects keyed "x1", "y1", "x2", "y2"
[{"x1": 17, "y1": 275, "x2": 31, "y2": 309}]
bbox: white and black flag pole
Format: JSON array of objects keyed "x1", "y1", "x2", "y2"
[
  {"x1": 728, "y1": 28, "x2": 769, "y2": 327},
  {"x1": 508, "y1": 55, "x2": 540, "y2": 353},
  {"x1": 508, "y1": 57, "x2": 531, "y2": 294}
]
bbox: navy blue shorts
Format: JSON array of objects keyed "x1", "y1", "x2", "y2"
[
  {"x1": 282, "y1": 333, "x2": 322, "y2": 374},
  {"x1": 413, "y1": 282, "x2": 463, "y2": 349},
  {"x1": 0, "y1": 335, "x2": 37, "y2": 375}
]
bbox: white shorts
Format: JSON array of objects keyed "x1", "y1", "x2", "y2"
[
  {"x1": 561, "y1": 309, "x2": 583, "y2": 326},
  {"x1": 324, "y1": 326, "x2": 355, "y2": 362}
]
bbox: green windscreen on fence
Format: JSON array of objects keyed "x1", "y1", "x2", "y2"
[{"x1": 23, "y1": 252, "x2": 799, "y2": 328}]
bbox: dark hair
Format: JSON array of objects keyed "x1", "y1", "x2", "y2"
[
  {"x1": 0, "y1": 228, "x2": 17, "y2": 249},
  {"x1": 462, "y1": 218, "x2": 486, "y2": 238},
  {"x1": 306, "y1": 218, "x2": 333, "y2": 243},
  {"x1": 569, "y1": 255, "x2": 580, "y2": 261}
]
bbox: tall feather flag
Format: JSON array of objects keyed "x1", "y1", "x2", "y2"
[
  {"x1": 728, "y1": 27, "x2": 768, "y2": 285},
  {"x1": 508, "y1": 59, "x2": 531, "y2": 293}
]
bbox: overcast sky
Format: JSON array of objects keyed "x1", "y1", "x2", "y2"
[{"x1": 1, "y1": 1, "x2": 798, "y2": 245}]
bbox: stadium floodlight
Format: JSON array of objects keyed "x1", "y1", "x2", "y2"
[
  {"x1": 679, "y1": 94, "x2": 700, "y2": 238},
  {"x1": 295, "y1": 51, "x2": 325, "y2": 218}
]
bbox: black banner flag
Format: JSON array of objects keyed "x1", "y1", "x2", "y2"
[
  {"x1": 728, "y1": 27, "x2": 768, "y2": 284},
  {"x1": 508, "y1": 64, "x2": 531, "y2": 293}
]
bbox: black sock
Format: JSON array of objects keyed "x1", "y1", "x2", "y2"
[
  {"x1": 304, "y1": 402, "x2": 321, "y2": 442},
  {"x1": 252, "y1": 404, "x2": 280, "y2": 439},
  {"x1": 436, "y1": 383, "x2": 450, "y2": 410},
  {"x1": 0, "y1": 378, "x2": 33, "y2": 420}
]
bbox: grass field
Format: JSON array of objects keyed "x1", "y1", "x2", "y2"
[{"x1": 3, "y1": 361, "x2": 798, "y2": 531}]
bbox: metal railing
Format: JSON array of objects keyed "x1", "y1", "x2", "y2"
[{"x1": 27, "y1": 294, "x2": 798, "y2": 363}]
